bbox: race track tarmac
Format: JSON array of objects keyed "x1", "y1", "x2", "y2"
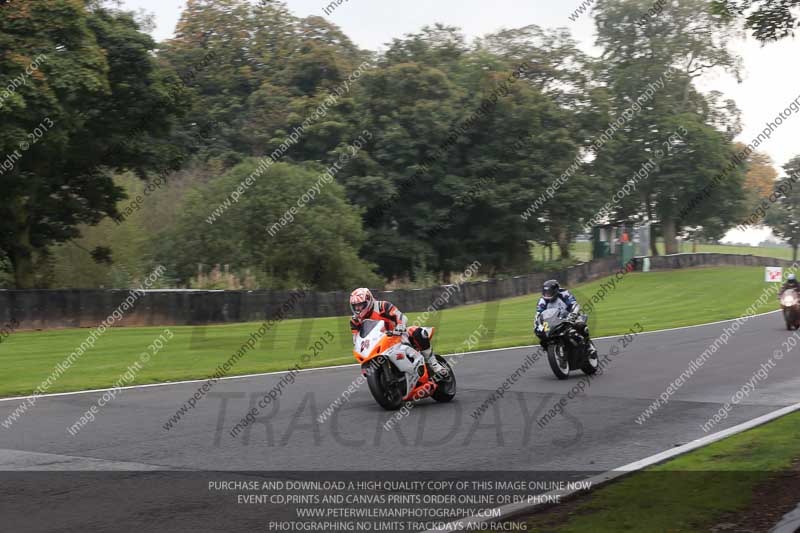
[{"x1": 2, "y1": 311, "x2": 798, "y2": 531}]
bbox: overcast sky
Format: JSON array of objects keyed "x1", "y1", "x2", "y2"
[{"x1": 120, "y1": 0, "x2": 800, "y2": 245}]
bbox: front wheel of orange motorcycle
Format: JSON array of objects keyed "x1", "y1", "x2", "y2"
[
  {"x1": 431, "y1": 355, "x2": 456, "y2": 403},
  {"x1": 365, "y1": 358, "x2": 405, "y2": 410}
]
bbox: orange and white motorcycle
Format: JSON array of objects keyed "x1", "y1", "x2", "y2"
[{"x1": 353, "y1": 320, "x2": 456, "y2": 410}]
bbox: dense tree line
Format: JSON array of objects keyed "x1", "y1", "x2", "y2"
[{"x1": 0, "y1": 0, "x2": 785, "y2": 288}]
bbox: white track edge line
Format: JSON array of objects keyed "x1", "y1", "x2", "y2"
[
  {"x1": 425, "y1": 401, "x2": 800, "y2": 533},
  {"x1": 0, "y1": 309, "x2": 780, "y2": 403}
]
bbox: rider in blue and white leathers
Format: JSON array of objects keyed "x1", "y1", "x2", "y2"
[{"x1": 535, "y1": 279, "x2": 597, "y2": 356}]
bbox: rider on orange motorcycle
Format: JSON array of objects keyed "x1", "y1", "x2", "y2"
[{"x1": 349, "y1": 288, "x2": 446, "y2": 375}]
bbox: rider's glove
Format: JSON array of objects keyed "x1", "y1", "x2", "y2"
[
  {"x1": 567, "y1": 312, "x2": 578, "y2": 322},
  {"x1": 394, "y1": 323, "x2": 407, "y2": 334}
]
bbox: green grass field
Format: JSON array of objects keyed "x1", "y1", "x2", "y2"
[
  {"x1": 0, "y1": 266, "x2": 782, "y2": 398},
  {"x1": 550, "y1": 241, "x2": 797, "y2": 263},
  {"x1": 513, "y1": 411, "x2": 800, "y2": 533},
  {"x1": 674, "y1": 243, "x2": 797, "y2": 260}
]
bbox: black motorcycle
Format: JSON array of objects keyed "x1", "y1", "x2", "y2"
[
  {"x1": 534, "y1": 308, "x2": 599, "y2": 380},
  {"x1": 780, "y1": 288, "x2": 800, "y2": 330}
]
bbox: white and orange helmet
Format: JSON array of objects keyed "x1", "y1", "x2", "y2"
[{"x1": 349, "y1": 288, "x2": 374, "y2": 320}]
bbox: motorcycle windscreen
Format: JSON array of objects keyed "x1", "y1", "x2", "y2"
[
  {"x1": 354, "y1": 319, "x2": 385, "y2": 359},
  {"x1": 540, "y1": 308, "x2": 564, "y2": 322},
  {"x1": 781, "y1": 289, "x2": 799, "y2": 307},
  {"x1": 359, "y1": 319, "x2": 383, "y2": 338}
]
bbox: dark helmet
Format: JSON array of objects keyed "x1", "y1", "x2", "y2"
[
  {"x1": 789, "y1": 274, "x2": 798, "y2": 284},
  {"x1": 542, "y1": 280, "x2": 560, "y2": 302}
]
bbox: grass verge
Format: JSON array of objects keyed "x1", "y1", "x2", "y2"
[
  {"x1": 502, "y1": 410, "x2": 800, "y2": 533},
  {"x1": 559, "y1": 241, "x2": 799, "y2": 263},
  {"x1": 0, "y1": 266, "x2": 781, "y2": 398}
]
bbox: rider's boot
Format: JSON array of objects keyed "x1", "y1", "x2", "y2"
[
  {"x1": 580, "y1": 324, "x2": 598, "y2": 358},
  {"x1": 422, "y1": 348, "x2": 447, "y2": 377},
  {"x1": 583, "y1": 334, "x2": 598, "y2": 358}
]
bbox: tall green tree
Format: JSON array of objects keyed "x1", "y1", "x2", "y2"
[
  {"x1": 156, "y1": 161, "x2": 381, "y2": 289},
  {"x1": 480, "y1": 25, "x2": 607, "y2": 259},
  {"x1": 451, "y1": 59, "x2": 584, "y2": 265},
  {"x1": 346, "y1": 26, "x2": 592, "y2": 275},
  {"x1": 593, "y1": 0, "x2": 746, "y2": 254},
  {"x1": 712, "y1": 0, "x2": 800, "y2": 41},
  {"x1": 384, "y1": 24, "x2": 469, "y2": 74},
  {"x1": 161, "y1": 0, "x2": 367, "y2": 166},
  {"x1": 344, "y1": 61, "x2": 466, "y2": 280},
  {"x1": 766, "y1": 156, "x2": 800, "y2": 261},
  {"x1": 0, "y1": 0, "x2": 184, "y2": 287}
]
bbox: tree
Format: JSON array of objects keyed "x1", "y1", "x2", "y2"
[
  {"x1": 344, "y1": 60, "x2": 467, "y2": 280},
  {"x1": 766, "y1": 156, "x2": 800, "y2": 261},
  {"x1": 0, "y1": 0, "x2": 185, "y2": 287},
  {"x1": 348, "y1": 24, "x2": 598, "y2": 276},
  {"x1": 156, "y1": 161, "x2": 381, "y2": 290},
  {"x1": 161, "y1": 0, "x2": 368, "y2": 166},
  {"x1": 712, "y1": 0, "x2": 800, "y2": 41},
  {"x1": 441, "y1": 64, "x2": 582, "y2": 268},
  {"x1": 384, "y1": 24, "x2": 469, "y2": 74},
  {"x1": 346, "y1": 35, "x2": 584, "y2": 276},
  {"x1": 742, "y1": 148, "x2": 778, "y2": 199},
  {"x1": 48, "y1": 175, "x2": 165, "y2": 288},
  {"x1": 662, "y1": 115, "x2": 748, "y2": 245},
  {"x1": 160, "y1": 0, "x2": 292, "y2": 165},
  {"x1": 479, "y1": 26, "x2": 606, "y2": 260},
  {"x1": 593, "y1": 0, "x2": 747, "y2": 254}
]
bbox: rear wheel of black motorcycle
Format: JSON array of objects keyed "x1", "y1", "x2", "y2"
[
  {"x1": 581, "y1": 341, "x2": 599, "y2": 375},
  {"x1": 366, "y1": 359, "x2": 405, "y2": 410},
  {"x1": 431, "y1": 355, "x2": 456, "y2": 403},
  {"x1": 547, "y1": 343, "x2": 570, "y2": 380}
]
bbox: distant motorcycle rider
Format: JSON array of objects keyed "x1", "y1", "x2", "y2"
[
  {"x1": 535, "y1": 280, "x2": 598, "y2": 357},
  {"x1": 349, "y1": 288, "x2": 446, "y2": 375},
  {"x1": 781, "y1": 274, "x2": 799, "y2": 295}
]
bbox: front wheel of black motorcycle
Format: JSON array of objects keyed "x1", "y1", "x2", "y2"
[
  {"x1": 547, "y1": 343, "x2": 570, "y2": 380},
  {"x1": 581, "y1": 341, "x2": 599, "y2": 375}
]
